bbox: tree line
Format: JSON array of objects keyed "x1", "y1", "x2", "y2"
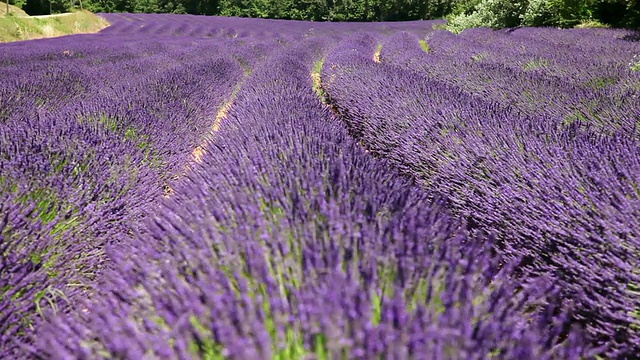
[{"x1": 10, "y1": 0, "x2": 640, "y2": 30}]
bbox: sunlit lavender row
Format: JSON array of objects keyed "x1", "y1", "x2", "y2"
[{"x1": 1, "y1": 12, "x2": 638, "y2": 359}]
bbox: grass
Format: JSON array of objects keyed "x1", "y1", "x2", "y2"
[
  {"x1": 0, "y1": 2, "x2": 28, "y2": 17},
  {"x1": 630, "y1": 55, "x2": 640, "y2": 72},
  {"x1": 471, "y1": 52, "x2": 488, "y2": 62},
  {"x1": 523, "y1": 58, "x2": 549, "y2": 71},
  {"x1": 373, "y1": 43, "x2": 382, "y2": 63},
  {"x1": 419, "y1": 39, "x2": 430, "y2": 53},
  {"x1": 574, "y1": 20, "x2": 610, "y2": 29},
  {"x1": 189, "y1": 315, "x2": 226, "y2": 359},
  {"x1": 311, "y1": 57, "x2": 326, "y2": 99},
  {"x1": 584, "y1": 76, "x2": 617, "y2": 90},
  {"x1": 78, "y1": 113, "x2": 165, "y2": 171},
  {"x1": 0, "y1": 10, "x2": 109, "y2": 43}
]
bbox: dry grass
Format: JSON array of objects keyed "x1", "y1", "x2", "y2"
[
  {"x1": 212, "y1": 100, "x2": 234, "y2": 133},
  {"x1": 191, "y1": 97, "x2": 235, "y2": 164},
  {"x1": 0, "y1": 2, "x2": 28, "y2": 17},
  {"x1": 311, "y1": 57, "x2": 326, "y2": 99},
  {"x1": 164, "y1": 96, "x2": 238, "y2": 198},
  {"x1": 41, "y1": 24, "x2": 55, "y2": 37},
  {"x1": 373, "y1": 43, "x2": 382, "y2": 63},
  {"x1": 0, "y1": 10, "x2": 109, "y2": 43},
  {"x1": 574, "y1": 20, "x2": 610, "y2": 29}
]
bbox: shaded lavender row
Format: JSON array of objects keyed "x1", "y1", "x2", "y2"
[
  {"x1": 454, "y1": 27, "x2": 640, "y2": 88},
  {"x1": 0, "y1": 35, "x2": 249, "y2": 356},
  {"x1": 379, "y1": 31, "x2": 640, "y2": 138},
  {"x1": 98, "y1": 12, "x2": 441, "y2": 39},
  {"x1": 322, "y1": 32, "x2": 640, "y2": 357},
  {"x1": 33, "y1": 37, "x2": 587, "y2": 359}
]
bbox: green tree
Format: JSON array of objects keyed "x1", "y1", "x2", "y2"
[
  {"x1": 522, "y1": 0, "x2": 595, "y2": 27},
  {"x1": 132, "y1": 0, "x2": 158, "y2": 12},
  {"x1": 25, "y1": 0, "x2": 635, "y2": 30},
  {"x1": 595, "y1": 0, "x2": 639, "y2": 28}
]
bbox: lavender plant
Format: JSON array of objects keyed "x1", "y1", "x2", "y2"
[
  {"x1": 33, "y1": 37, "x2": 586, "y2": 359},
  {"x1": 2, "y1": 12, "x2": 636, "y2": 359},
  {"x1": 322, "y1": 32, "x2": 640, "y2": 357}
]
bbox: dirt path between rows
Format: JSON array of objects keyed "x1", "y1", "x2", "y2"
[{"x1": 163, "y1": 89, "x2": 240, "y2": 198}]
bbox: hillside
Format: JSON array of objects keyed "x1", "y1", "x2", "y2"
[
  {"x1": 0, "y1": 8, "x2": 108, "y2": 42},
  {"x1": 0, "y1": 2, "x2": 28, "y2": 17}
]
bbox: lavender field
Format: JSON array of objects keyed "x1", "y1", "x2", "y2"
[{"x1": 1, "y1": 13, "x2": 639, "y2": 359}]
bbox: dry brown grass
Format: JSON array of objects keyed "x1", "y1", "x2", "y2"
[
  {"x1": 163, "y1": 96, "x2": 238, "y2": 198},
  {"x1": 0, "y1": 10, "x2": 109, "y2": 43},
  {"x1": 212, "y1": 100, "x2": 234, "y2": 133},
  {"x1": 373, "y1": 43, "x2": 382, "y2": 63},
  {"x1": 0, "y1": 2, "x2": 28, "y2": 17}
]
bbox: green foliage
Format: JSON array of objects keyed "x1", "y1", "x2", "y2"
[
  {"x1": 132, "y1": 0, "x2": 159, "y2": 12},
  {"x1": 523, "y1": 57, "x2": 549, "y2": 70},
  {"x1": 188, "y1": 315, "x2": 226, "y2": 359},
  {"x1": 478, "y1": 0, "x2": 526, "y2": 27},
  {"x1": 445, "y1": 0, "x2": 639, "y2": 32},
  {"x1": 312, "y1": 57, "x2": 325, "y2": 98},
  {"x1": 521, "y1": 0, "x2": 595, "y2": 27},
  {"x1": 34, "y1": 286, "x2": 68, "y2": 318},
  {"x1": 584, "y1": 76, "x2": 617, "y2": 89},
  {"x1": 631, "y1": 55, "x2": 640, "y2": 72},
  {"x1": 574, "y1": 18, "x2": 610, "y2": 27},
  {"x1": 594, "y1": 0, "x2": 640, "y2": 28},
  {"x1": 471, "y1": 51, "x2": 489, "y2": 61},
  {"x1": 15, "y1": 0, "x2": 639, "y2": 30},
  {"x1": 446, "y1": 10, "x2": 484, "y2": 33},
  {"x1": 61, "y1": 0, "x2": 460, "y2": 22},
  {"x1": 419, "y1": 39, "x2": 430, "y2": 53},
  {"x1": 18, "y1": 187, "x2": 61, "y2": 224},
  {"x1": 447, "y1": 0, "x2": 526, "y2": 32}
]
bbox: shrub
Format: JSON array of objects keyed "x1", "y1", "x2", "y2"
[
  {"x1": 447, "y1": 0, "x2": 602, "y2": 32},
  {"x1": 446, "y1": 12, "x2": 485, "y2": 33},
  {"x1": 521, "y1": 0, "x2": 595, "y2": 27},
  {"x1": 446, "y1": 0, "x2": 526, "y2": 33},
  {"x1": 630, "y1": 55, "x2": 640, "y2": 72}
]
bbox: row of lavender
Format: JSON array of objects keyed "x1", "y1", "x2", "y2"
[
  {"x1": 1, "y1": 12, "x2": 637, "y2": 358},
  {"x1": 321, "y1": 31, "x2": 640, "y2": 357},
  {"x1": 98, "y1": 13, "x2": 441, "y2": 40},
  {"x1": 33, "y1": 36, "x2": 588, "y2": 359},
  {"x1": 0, "y1": 31, "x2": 267, "y2": 355},
  {"x1": 379, "y1": 28, "x2": 640, "y2": 137}
]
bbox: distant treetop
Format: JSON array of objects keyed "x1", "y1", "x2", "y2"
[{"x1": 12, "y1": 0, "x2": 640, "y2": 29}]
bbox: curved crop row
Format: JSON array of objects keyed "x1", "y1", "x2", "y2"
[
  {"x1": 379, "y1": 31, "x2": 640, "y2": 138},
  {"x1": 31, "y1": 37, "x2": 586, "y2": 360},
  {"x1": 0, "y1": 36, "x2": 248, "y2": 357},
  {"x1": 2, "y1": 13, "x2": 638, "y2": 359},
  {"x1": 322, "y1": 32, "x2": 640, "y2": 358},
  {"x1": 98, "y1": 13, "x2": 440, "y2": 40}
]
